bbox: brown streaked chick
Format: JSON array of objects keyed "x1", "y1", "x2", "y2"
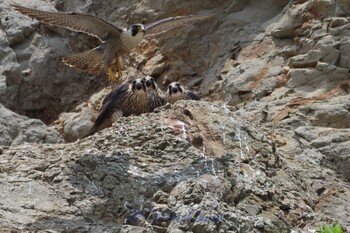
[
  {"x1": 143, "y1": 76, "x2": 166, "y2": 111},
  {"x1": 88, "y1": 78, "x2": 148, "y2": 135},
  {"x1": 165, "y1": 81, "x2": 201, "y2": 104}
]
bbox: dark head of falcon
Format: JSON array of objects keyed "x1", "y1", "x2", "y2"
[
  {"x1": 165, "y1": 81, "x2": 201, "y2": 104},
  {"x1": 168, "y1": 82, "x2": 184, "y2": 95},
  {"x1": 129, "y1": 23, "x2": 145, "y2": 36},
  {"x1": 144, "y1": 76, "x2": 157, "y2": 90},
  {"x1": 142, "y1": 76, "x2": 165, "y2": 112},
  {"x1": 131, "y1": 78, "x2": 147, "y2": 92}
]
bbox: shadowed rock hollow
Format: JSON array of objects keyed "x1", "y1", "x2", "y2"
[{"x1": 1, "y1": 0, "x2": 350, "y2": 232}]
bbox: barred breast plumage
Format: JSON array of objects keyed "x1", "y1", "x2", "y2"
[
  {"x1": 143, "y1": 76, "x2": 166, "y2": 111},
  {"x1": 88, "y1": 78, "x2": 149, "y2": 135}
]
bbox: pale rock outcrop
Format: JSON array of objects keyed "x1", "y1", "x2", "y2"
[
  {"x1": 57, "y1": 87, "x2": 112, "y2": 141},
  {"x1": 1, "y1": 101, "x2": 350, "y2": 232},
  {"x1": 0, "y1": 0, "x2": 107, "y2": 123},
  {"x1": 58, "y1": 104, "x2": 94, "y2": 142},
  {"x1": 0, "y1": 104, "x2": 63, "y2": 146}
]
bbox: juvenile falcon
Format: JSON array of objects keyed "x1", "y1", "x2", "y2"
[
  {"x1": 12, "y1": 3, "x2": 212, "y2": 81},
  {"x1": 143, "y1": 76, "x2": 166, "y2": 112},
  {"x1": 165, "y1": 81, "x2": 201, "y2": 104},
  {"x1": 88, "y1": 78, "x2": 149, "y2": 135}
]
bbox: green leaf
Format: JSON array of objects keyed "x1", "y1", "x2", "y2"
[
  {"x1": 331, "y1": 224, "x2": 343, "y2": 233},
  {"x1": 320, "y1": 225, "x2": 331, "y2": 233},
  {"x1": 316, "y1": 226, "x2": 324, "y2": 233},
  {"x1": 316, "y1": 224, "x2": 343, "y2": 233}
]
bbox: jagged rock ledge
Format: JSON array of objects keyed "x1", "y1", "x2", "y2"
[{"x1": 1, "y1": 101, "x2": 350, "y2": 232}]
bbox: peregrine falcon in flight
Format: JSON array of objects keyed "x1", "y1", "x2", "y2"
[
  {"x1": 12, "y1": 3, "x2": 211, "y2": 81},
  {"x1": 165, "y1": 81, "x2": 201, "y2": 104}
]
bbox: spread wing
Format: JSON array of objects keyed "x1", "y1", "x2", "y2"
[
  {"x1": 62, "y1": 46, "x2": 105, "y2": 74},
  {"x1": 144, "y1": 14, "x2": 213, "y2": 37},
  {"x1": 11, "y1": 3, "x2": 123, "y2": 42}
]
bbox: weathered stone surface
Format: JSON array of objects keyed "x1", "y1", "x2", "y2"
[
  {"x1": 271, "y1": 2, "x2": 306, "y2": 38},
  {"x1": 1, "y1": 101, "x2": 350, "y2": 232},
  {"x1": 0, "y1": 102, "x2": 271, "y2": 231},
  {"x1": 0, "y1": 104, "x2": 63, "y2": 146},
  {"x1": 286, "y1": 67, "x2": 348, "y2": 96},
  {"x1": 55, "y1": 87, "x2": 112, "y2": 141},
  {"x1": 1, "y1": 0, "x2": 350, "y2": 232},
  {"x1": 0, "y1": 0, "x2": 108, "y2": 123},
  {"x1": 58, "y1": 104, "x2": 94, "y2": 142}
]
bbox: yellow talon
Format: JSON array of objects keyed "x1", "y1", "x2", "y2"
[
  {"x1": 115, "y1": 58, "x2": 123, "y2": 78},
  {"x1": 108, "y1": 67, "x2": 116, "y2": 81},
  {"x1": 107, "y1": 58, "x2": 122, "y2": 82},
  {"x1": 117, "y1": 68, "x2": 123, "y2": 78}
]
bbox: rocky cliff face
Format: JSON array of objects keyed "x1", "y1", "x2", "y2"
[{"x1": 1, "y1": 0, "x2": 350, "y2": 232}]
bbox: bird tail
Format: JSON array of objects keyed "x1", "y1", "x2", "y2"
[{"x1": 62, "y1": 47, "x2": 104, "y2": 74}]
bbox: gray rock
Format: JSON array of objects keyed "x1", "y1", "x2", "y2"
[
  {"x1": 0, "y1": 0, "x2": 107, "y2": 124},
  {"x1": 271, "y1": 2, "x2": 306, "y2": 38},
  {"x1": 303, "y1": 99, "x2": 350, "y2": 128},
  {"x1": 56, "y1": 87, "x2": 112, "y2": 141},
  {"x1": 338, "y1": 0, "x2": 350, "y2": 15},
  {"x1": 286, "y1": 67, "x2": 349, "y2": 95},
  {"x1": 59, "y1": 105, "x2": 94, "y2": 141},
  {"x1": 2, "y1": 100, "x2": 350, "y2": 232},
  {"x1": 0, "y1": 104, "x2": 63, "y2": 146},
  {"x1": 120, "y1": 226, "x2": 152, "y2": 233},
  {"x1": 339, "y1": 39, "x2": 350, "y2": 69},
  {"x1": 0, "y1": 102, "x2": 274, "y2": 231},
  {"x1": 288, "y1": 50, "x2": 325, "y2": 68}
]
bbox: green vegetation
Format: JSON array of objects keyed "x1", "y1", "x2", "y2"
[{"x1": 316, "y1": 224, "x2": 343, "y2": 233}]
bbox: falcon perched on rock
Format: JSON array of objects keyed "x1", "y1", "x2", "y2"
[
  {"x1": 143, "y1": 76, "x2": 166, "y2": 112},
  {"x1": 88, "y1": 78, "x2": 149, "y2": 135},
  {"x1": 12, "y1": 3, "x2": 212, "y2": 81},
  {"x1": 165, "y1": 81, "x2": 201, "y2": 104}
]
